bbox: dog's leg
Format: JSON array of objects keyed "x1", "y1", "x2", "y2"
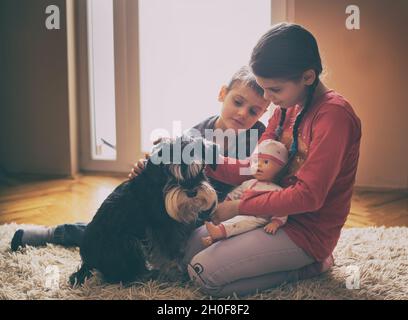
[
  {"x1": 156, "y1": 260, "x2": 189, "y2": 283},
  {"x1": 69, "y1": 263, "x2": 92, "y2": 286}
]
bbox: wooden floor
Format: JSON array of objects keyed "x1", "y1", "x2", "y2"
[{"x1": 0, "y1": 174, "x2": 407, "y2": 228}]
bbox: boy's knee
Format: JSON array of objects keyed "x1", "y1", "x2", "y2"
[{"x1": 187, "y1": 256, "x2": 223, "y2": 296}]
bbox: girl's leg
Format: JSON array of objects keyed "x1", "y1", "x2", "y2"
[
  {"x1": 183, "y1": 224, "x2": 208, "y2": 265},
  {"x1": 207, "y1": 254, "x2": 334, "y2": 297},
  {"x1": 185, "y1": 227, "x2": 315, "y2": 297}
]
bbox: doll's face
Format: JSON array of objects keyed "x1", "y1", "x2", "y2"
[{"x1": 250, "y1": 157, "x2": 282, "y2": 182}]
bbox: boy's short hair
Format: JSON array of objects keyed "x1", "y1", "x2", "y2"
[{"x1": 227, "y1": 66, "x2": 265, "y2": 97}]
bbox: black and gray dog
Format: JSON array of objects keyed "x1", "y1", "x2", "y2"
[{"x1": 70, "y1": 136, "x2": 219, "y2": 286}]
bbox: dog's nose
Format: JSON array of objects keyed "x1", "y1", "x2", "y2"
[{"x1": 186, "y1": 189, "x2": 197, "y2": 198}]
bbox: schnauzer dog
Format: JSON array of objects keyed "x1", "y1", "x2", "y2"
[{"x1": 70, "y1": 136, "x2": 219, "y2": 286}]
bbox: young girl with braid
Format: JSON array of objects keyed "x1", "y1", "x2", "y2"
[{"x1": 184, "y1": 23, "x2": 362, "y2": 297}]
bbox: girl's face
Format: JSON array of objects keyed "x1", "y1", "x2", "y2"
[
  {"x1": 255, "y1": 70, "x2": 315, "y2": 109},
  {"x1": 217, "y1": 83, "x2": 269, "y2": 132}
]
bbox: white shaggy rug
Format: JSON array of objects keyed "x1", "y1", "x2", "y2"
[{"x1": 0, "y1": 223, "x2": 407, "y2": 300}]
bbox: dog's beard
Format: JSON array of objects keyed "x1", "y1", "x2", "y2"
[{"x1": 164, "y1": 181, "x2": 217, "y2": 224}]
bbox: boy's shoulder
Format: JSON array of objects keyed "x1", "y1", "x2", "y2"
[
  {"x1": 184, "y1": 116, "x2": 218, "y2": 137},
  {"x1": 192, "y1": 115, "x2": 218, "y2": 132}
]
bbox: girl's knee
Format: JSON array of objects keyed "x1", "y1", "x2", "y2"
[{"x1": 187, "y1": 255, "x2": 223, "y2": 296}]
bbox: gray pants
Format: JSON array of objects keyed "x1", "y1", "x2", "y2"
[{"x1": 184, "y1": 225, "x2": 315, "y2": 297}]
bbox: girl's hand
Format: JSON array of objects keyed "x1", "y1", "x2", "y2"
[
  {"x1": 211, "y1": 200, "x2": 240, "y2": 225},
  {"x1": 128, "y1": 153, "x2": 149, "y2": 179}
]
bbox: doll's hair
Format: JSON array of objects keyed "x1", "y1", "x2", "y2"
[
  {"x1": 250, "y1": 23, "x2": 322, "y2": 182},
  {"x1": 226, "y1": 66, "x2": 264, "y2": 97}
]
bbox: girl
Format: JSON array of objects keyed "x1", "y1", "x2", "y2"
[{"x1": 185, "y1": 23, "x2": 361, "y2": 297}]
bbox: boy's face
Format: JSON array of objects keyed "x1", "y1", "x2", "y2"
[
  {"x1": 217, "y1": 83, "x2": 270, "y2": 132},
  {"x1": 250, "y1": 157, "x2": 282, "y2": 182}
]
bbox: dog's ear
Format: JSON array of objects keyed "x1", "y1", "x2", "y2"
[{"x1": 201, "y1": 138, "x2": 219, "y2": 171}]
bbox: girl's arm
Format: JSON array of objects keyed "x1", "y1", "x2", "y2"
[
  {"x1": 205, "y1": 109, "x2": 281, "y2": 186},
  {"x1": 205, "y1": 156, "x2": 251, "y2": 187},
  {"x1": 239, "y1": 105, "x2": 360, "y2": 217}
]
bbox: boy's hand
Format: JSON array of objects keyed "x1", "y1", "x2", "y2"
[
  {"x1": 128, "y1": 153, "x2": 149, "y2": 179},
  {"x1": 264, "y1": 220, "x2": 281, "y2": 235}
]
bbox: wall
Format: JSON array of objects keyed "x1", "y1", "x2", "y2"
[
  {"x1": 293, "y1": 0, "x2": 408, "y2": 189},
  {"x1": 0, "y1": 0, "x2": 76, "y2": 176},
  {"x1": 1, "y1": 0, "x2": 407, "y2": 189}
]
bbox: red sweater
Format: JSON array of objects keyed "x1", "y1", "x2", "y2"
[{"x1": 207, "y1": 90, "x2": 362, "y2": 261}]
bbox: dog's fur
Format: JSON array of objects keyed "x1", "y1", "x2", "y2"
[{"x1": 69, "y1": 136, "x2": 218, "y2": 285}]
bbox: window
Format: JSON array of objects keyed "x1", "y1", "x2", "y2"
[
  {"x1": 79, "y1": 0, "x2": 139, "y2": 172},
  {"x1": 138, "y1": 0, "x2": 272, "y2": 152},
  {"x1": 78, "y1": 0, "x2": 280, "y2": 172},
  {"x1": 87, "y1": 0, "x2": 116, "y2": 160}
]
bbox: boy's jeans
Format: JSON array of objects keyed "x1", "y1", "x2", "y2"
[{"x1": 52, "y1": 223, "x2": 87, "y2": 247}]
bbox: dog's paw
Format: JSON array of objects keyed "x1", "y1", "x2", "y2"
[
  {"x1": 156, "y1": 261, "x2": 187, "y2": 283},
  {"x1": 69, "y1": 264, "x2": 92, "y2": 287}
]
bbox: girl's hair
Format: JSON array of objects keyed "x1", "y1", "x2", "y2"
[
  {"x1": 227, "y1": 66, "x2": 264, "y2": 97},
  {"x1": 250, "y1": 23, "x2": 323, "y2": 182}
]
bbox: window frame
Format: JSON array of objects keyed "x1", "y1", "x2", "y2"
[{"x1": 77, "y1": 0, "x2": 142, "y2": 173}]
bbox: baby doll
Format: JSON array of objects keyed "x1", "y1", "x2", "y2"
[{"x1": 202, "y1": 139, "x2": 289, "y2": 246}]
